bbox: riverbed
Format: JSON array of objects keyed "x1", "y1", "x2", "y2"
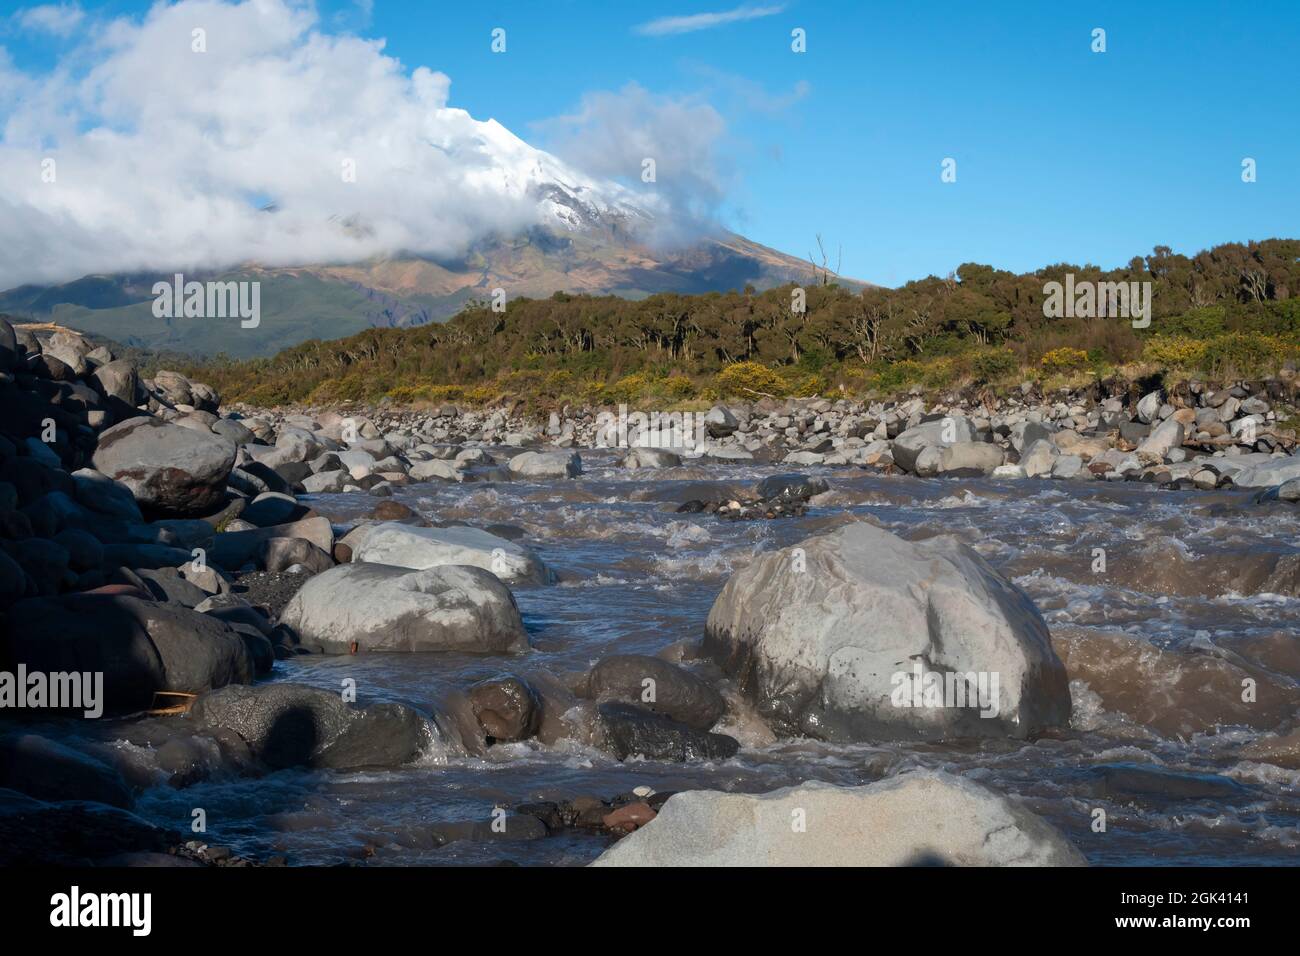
[{"x1": 39, "y1": 452, "x2": 1300, "y2": 865}]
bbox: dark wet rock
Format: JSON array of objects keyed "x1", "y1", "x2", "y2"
[
  {"x1": 3, "y1": 593, "x2": 254, "y2": 713},
  {"x1": 0, "y1": 735, "x2": 133, "y2": 808},
  {"x1": 257, "y1": 536, "x2": 334, "y2": 574},
  {"x1": 753, "y1": 473, "x2": 830, "y2": 501},
  {"x1": 92, "y1": 417, "x2": 236, "y2": 518},
  {"x1": 585, "y1": 654, "x2": 725, "y2": 730},
  {"x1": 596, "y1": 702, "x2": 739, "y2": 762},
  {"x1": 369, "y1": 499, "x2": 418, "y2": 521},
  {"x1": 428, "y1": 813, "x2": 548, "y2": 846},
  {"x1": 135, "y1": 567, "x2": 210, "y2": 607},
  {"x1": 53, "y1": 527, "x2": 103, "y2": 571},
  {"x1": 1081, "y1": 763, "x2": 1253, "y2": 803},
  {"x1": 188, "y1": 683, "x2": 434, "y2": 770},
  {"x1": 3, "y1": 535, "x2": 71, "y2": 594},
  {"x1": 0, "y1": 792, "x2": 177, "y2": 866},
  {"x1": 241, "y1": 493, "x2": 311, "y2": 528},
  {"x1": 208, "y1": 516, "x2": 334, "y2": 571},
  {"x1": 467, "y1": 675, "x2": 542, "y2": 743}
]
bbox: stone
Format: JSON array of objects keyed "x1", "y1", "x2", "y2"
[
  {"x1": 622, "y1": 447, "x2": 682, "y2": 469},
  {"x1": 353, "y1": 522, "x2": 551, "y2": 585},
  {"x1": 597, "y1": 703, "x2": 739, "y2": 762},
  {"x1": 92, "y1": 417, "x2": 236, "y2": 517},
  {"x1": 891, "y1": 416, "x2": 978, "y2": 473},
  {"x1": 704, "y1": 521, "x2": 1070, "y2": 742},
  {"x1": 279, "y1": 562, "x2": 528, "y2": 654},
  {"x1": 590, "y1": 771, "x2": 1084, "y2": 867},
  {"x1": 188, "y1": 683, "x2": 435, "y2": 770},
  {"x1": 2, "y1": 593, "x2": 254, "y2": 713},
  {"x1": 586, "y1": 655, "x2": 725, "y2": 730},
  {"x1": 507, "y1": 451, "x2": 582, "y2": 479},
  {"x1": 467, "y1": 676, "x2": 542, "y2": 742}
]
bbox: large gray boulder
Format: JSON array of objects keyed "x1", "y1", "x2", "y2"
[
  {"x1": 90, "y1": 359, "x2": 139, "y2": 406},
  {"x1": 913, "y1": 441, "x2": 1004, "y2": 477},
  {"x1": 208, "y1": 516, "x2": 334, "y2": 571},
  {"x1": 280, "y1": 562, "x2": 528, "y2": 654},
  {"x1": 591, "y1": 771, "x2": 1085, "y2": 867},
  {"x1": 92, "y1": 417, "x2": 236, "y2": 517},
  {"x1": 507, "y1": 451, "x2": 581, "y2": 479},
  {"x1": 188, "y1": 683, "x2": 438, "y2": 770},
  {"x1": 353, "y1": 522, "x2": 551, "y2": 585},
  {"x1": 703, "y1": 521, "x2": 1070, "y2": 742},
  {"x1": 890, "y1": 416, "x2": 977, "y2": 473},
  {"x1": 1136, "y1": 418, "x2": 1185, "y2": 462}
]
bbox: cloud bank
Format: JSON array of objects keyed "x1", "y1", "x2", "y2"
[{"x1": 0, "y1": 0, "x2": 667, "y2": 290}]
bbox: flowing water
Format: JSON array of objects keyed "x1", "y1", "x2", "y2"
[{"x1": 37, "y1": 452, "x2": 1300, "y2": 865}]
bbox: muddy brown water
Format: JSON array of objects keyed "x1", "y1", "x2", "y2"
[{"x1": 41, "y1": 451, "x2": 1300, "y2": 865}]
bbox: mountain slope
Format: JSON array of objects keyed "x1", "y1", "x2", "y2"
[{"x1": 0, "y1": 113, "x2": 864, "y2": 358}]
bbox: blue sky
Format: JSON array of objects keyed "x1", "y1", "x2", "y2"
[{"x1": 3, "y1": 0, "x2": 1298, "y2": 286}]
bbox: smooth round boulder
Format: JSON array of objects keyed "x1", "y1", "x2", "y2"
[
  {"x1": 507, "y1": 451, "x2": 581, "y2": 479},
  {"x1": 891, "y1": 416, "x2": 978, "y2": 473},
  {"x1": 467, "y1": 676, "x2": 542, "y2": 742},
  {"x1": 92, "y1": 417, "x2": 236, "y2": 517},
  {"x1": 591, "y1": 771, "x2": 1085, "y2": 867},
  {"x1": 280, "y1": 562, "x2": 528, "y2": 654},
  {"x1": 703, "y1": 520, "x2": 1070, "y2": 742}
]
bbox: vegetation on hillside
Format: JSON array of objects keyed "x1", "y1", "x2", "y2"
[{"x1": 183, "y1": 239, "x2": 1300, "y2": 409}]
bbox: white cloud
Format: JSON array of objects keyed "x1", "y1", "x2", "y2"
[
  {"x1": 0, "y1": 0, "x2": 655, "y2": 289},
  {"x1": 635, "y1": 4, "x2": 785, "y2": 37},
  {"x1": 534, "y1": 83, "x2": 730, "y2": 244},
  {"x1": 14, "y1": 3, "x2": 85, "y2": 37}
]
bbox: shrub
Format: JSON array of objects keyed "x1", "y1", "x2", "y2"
[
  {"x1": 1200, "y1": 332, "x2": 1288, "y2": 378},
  {"x1": 1039, "y1": 347, "x2": 1089, "y2": 372},
  {"x1": 1141, "y1": 336, "x2": 1206, "y2": 368},
  {"x1": 716, "y1": 361, "x2": 784, "y2": 396},
  {"x1": 972, "y1": 348, "x2": 1018, "y2": 382}
]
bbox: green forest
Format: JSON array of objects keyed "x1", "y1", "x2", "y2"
[{"x1": 183, "y1": 239, "x2": 1300, "y2": 410}]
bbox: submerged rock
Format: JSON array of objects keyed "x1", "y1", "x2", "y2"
[
  {"x1": 597, "y1": 702, "x2": 739, "y2": 762},
  {"x1": 703, "y1": 520, "x2": 1070, "y2": 742},
  {"x1": 188, "y1": 683, "x2": 436, "y2": 770},
  {"x1": 591, "y1": 771, "x2": 1085, "y2": 866}
]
